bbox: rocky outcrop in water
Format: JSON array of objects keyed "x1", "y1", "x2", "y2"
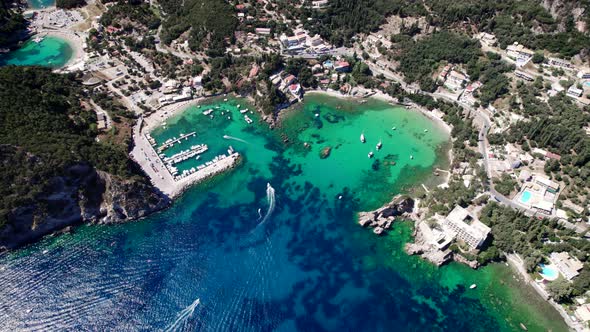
[
  {"x1": 358, "y1": 195, "x2": 414, "y2": 235},
  {"x1": 319, "y1": 146, "x2": 331, "y2": 159},
  {"x1": 0, "y1": 164, "x2": 169, "y2": 251}
]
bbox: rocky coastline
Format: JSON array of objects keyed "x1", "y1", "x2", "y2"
[
  {"x1": 0, "y1": 164, "x2": 170, "y2": 252},
  {"x1": 358, "y1": 195, "x2": 414, "y2": 235},
  {"x1": 357, "y1": 195, "x2": 480, "y2": 269}
]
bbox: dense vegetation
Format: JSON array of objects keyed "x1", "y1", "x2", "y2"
[
  {"x1": 100, "y1": 1, "x2": 161, "y2": 31},
  {"x1": 396, "y1": 31, "x2": 481, "y2": 91},
  {"x1": 0, "y1": 67, "x2": 139, "y2": 227},
  {"x1": 501, "y1": 88, "x2": 590, "y2": 207},
  {"x1": 56, "y1": 0, "x2": 86, "y2": 9},
  {"x1": 480, "y1": 203, "x2": 590, "y2": 303},
  {"x1": 159, "y1": 0, "x2": 237, "y2": 56},
  {"x1": 306, "y1": 0, "x2": 425, "y2": 47},
  {"x1": 0, "y1": 0, "x2": 26, "y2": 47}
]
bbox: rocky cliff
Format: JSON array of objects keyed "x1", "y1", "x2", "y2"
[{"x1": 0, "y1": 164, "x2": 169, "y2": 251}]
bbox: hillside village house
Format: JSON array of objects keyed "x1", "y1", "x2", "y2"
[{"x1": 549, "y1": 252, "x2": 584, "y2": 280}]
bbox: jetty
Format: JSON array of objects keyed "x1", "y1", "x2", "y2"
[
  {"x1": 163, "y1": 144, "x2": 208, "y2": 166},
  {"x1": 157, "y1": 132, "x2": 197, "y2": 152}
]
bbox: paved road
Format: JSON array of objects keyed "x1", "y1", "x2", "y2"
[{"x1": 367, "y1": 61, "x2": 550, "y2": 216}]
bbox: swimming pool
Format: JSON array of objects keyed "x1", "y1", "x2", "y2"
[
  {"x1": 540, "y1": 264, "x2": 559, "y2": 280},
  {"x1": 520, "y1": 190, "x2": 532, "y2": 204}
]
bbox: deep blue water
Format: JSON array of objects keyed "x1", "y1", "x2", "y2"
[{"x1": 0, "y1": 97, "x2": 567, "y2": 331}]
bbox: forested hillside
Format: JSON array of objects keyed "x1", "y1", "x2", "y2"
[
  {"x1": 0, "y1": 0, "x2": 26, "y2": 47},
  {"x1": 0, "y1": 67, "x2": 167, "y2": 247},
  {"x1": 159, "y1": 0, "x2": 237, "y2": 56},
  {"x1": 308, "y1": 0, "x2": 589, "y2": 57}
]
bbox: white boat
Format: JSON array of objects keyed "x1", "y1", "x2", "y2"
[
  {"x1": 33, "y1": 36, "x2": 44, "y2": 43},
  {"x1": 424, "y1": 129, "x2": 428, "y2": 132},
  {"x1": 315, "y1": 113, "x2": 319, "y2": 117},
  {"x1": 376, "y1": 139, "x2": 382, "y2": 150},
  {"x1": 410, "y1": 155, "x2": 414, "y2": 160},
  {"x1": 237, "y1": 104, "x2": 241, "y2": 108},
  {"x1": 360, "y1": 133, "x2": 366, "y2": 143},
  {"x1": 240, "y1": 109, "x2": 249, "y2": 114},
  {"x1": 392, "y1": 126, "x2": 396, "y2": 130},
  {"x1": 470, "y1": 284, "x2": 477, "y2": 289},
  {"x1": 203, "y1": 109, "x2": 213, "y2": 116},
  {"x1": 368, "y1": 151, "x2": 374, "y2": 158}
]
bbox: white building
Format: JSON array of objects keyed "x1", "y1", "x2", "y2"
[
  {"x1": 567, "y1": 86, "x2": 584, "y2": 98},
  {"x1": 549, "y1": 252, "x2": 584, "y2": 280},
  {"x1": 311, "y1": 0, "x2": 329, "y2": 9},
  {"x1": 443, "y1": 206, "x2": 491, "y2": 249}
]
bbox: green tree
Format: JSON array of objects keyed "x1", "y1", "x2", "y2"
[{"x1": 547, "y1": 277, "x2": 574, "y2": 303}]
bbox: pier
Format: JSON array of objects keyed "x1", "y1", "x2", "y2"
[
  {"x1": 157, "y1": 132, "x2": 197, "y2": 152},
  {"x1": 163, "y1": 144, "x2": 209, "y2": 166},
  {"x1": 132, "y1": 122, "x2": 241, "y2": 198}
]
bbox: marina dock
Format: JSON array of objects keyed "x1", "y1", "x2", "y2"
[
  {"x1": 157, "y1": 132, "x2": 197, "y2": 152},
  {"x1": 163, "y1": 144, "x2": 209, "y2": 166}
]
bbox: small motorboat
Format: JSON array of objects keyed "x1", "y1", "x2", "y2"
[
  {"x1": 368, "y1": 151, "x2": 374, "y2": 158},
  {"x1": 360, "y1": 133, "x2": 366, "y2": 143},
  {"x1": 424, "y1": 129, "x2": 428, "y2": 132},
  {"x1": 410, "y1": 155, "x2": 414, "y2": 160},
  {"x1": 470, "y1": 284, "x2": 477, "y2": 289},
  {"x1": 392, "y1": 126, "x2": 396, "y2": 130},
  {"x1": 376, "y1": 139, "x2": 382, "y2": 150}
]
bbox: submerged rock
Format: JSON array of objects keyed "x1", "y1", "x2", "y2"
[{"x1": 319, "y1": 146, "x2": 332, "y2": 159}]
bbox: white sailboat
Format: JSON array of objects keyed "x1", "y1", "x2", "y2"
[{"x1": 368, "y1": 151, "x2": 374, "y2": 158}]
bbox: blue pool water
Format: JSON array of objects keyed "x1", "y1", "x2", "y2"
[
  {"x1": 584, "y1": 81, "x2": 590, "y2": 88},
  {"x1": 540, "y1": 264, "x2": 559, "y2": 279},
  {"x1": 520, "y1": 191, "x2": 532, "y2": 203}
]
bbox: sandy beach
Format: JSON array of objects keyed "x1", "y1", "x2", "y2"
[
  {"x1": 36, "y1": 29, "x2": 86, "y2": 69},
  {"x1": 305, "y1": 89, "x2": 453, "y2": 135}
]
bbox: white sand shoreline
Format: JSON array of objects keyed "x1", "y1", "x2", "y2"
[
  {"x1": 305, "y1": 89, "x2": 453, "y2": 135},
  {"x1": 36, "y1": 30, "x2": 85, "y2": 68}
]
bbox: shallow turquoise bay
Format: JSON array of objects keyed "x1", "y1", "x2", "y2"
[
  {"x1": 27, "y1": 0, "x2": 55, "y2": 9},
  {"x1": 0, "y1": 94, "x2": 567, "y2": 331},
  {"x1": 0, "y1": 36, "x2": 73, "y2": 68}
]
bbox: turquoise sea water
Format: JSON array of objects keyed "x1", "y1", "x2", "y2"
[
  {"x1": 27, "y1": 0, "x2": 55, "y2": 9},
  {"x1": 0, "y1": 36, "x2": 73, "y2": 68},
  {"x1": 0, "y1": 94, "x2": 567, "y2": 331}
]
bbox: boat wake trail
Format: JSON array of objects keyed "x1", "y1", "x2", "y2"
[
  {"x1": 256, "y1": 183, "x2": 276, "y2": 227},
  {"x1": 164, "y1": 298, "x2": 200, "y2": 332},
  {"x1": 223, "y1": 135, "x2": 249, "y2": 144}
]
